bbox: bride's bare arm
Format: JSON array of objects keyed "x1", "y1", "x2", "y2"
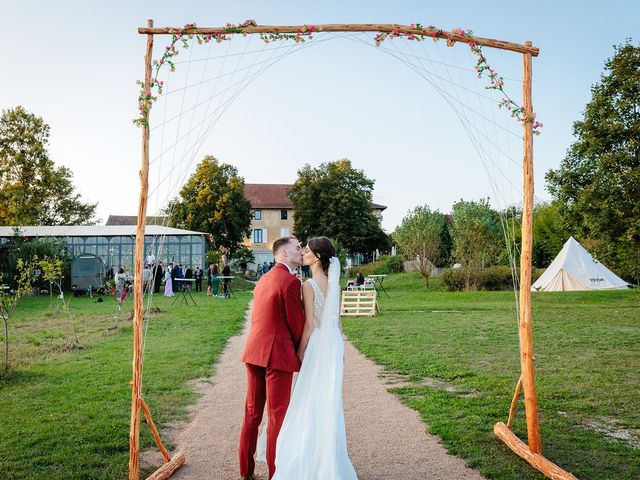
[{"x1": 297, "y1": 281, "x2": 315, "y2": 361}]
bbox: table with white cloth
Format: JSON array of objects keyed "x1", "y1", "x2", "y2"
[
  {"x1": 173, "y1": 278, "x2": 197, "y2": 306},
  {"x1": 366, "y1": 274, "x2": 390, "y2": 298}
]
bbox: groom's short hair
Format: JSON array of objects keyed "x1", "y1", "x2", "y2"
[{"x1": 272, "y1": 236, "x2": 294, "y2": 256}]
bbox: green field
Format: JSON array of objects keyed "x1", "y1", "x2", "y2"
[
  {"x1": 1, "y1": 273, "x2": 638, "y2": 479},
  {"x1": 0, "y1": 284, "x2": 253, "y2": 479},
  {"x1": 342, "y1": 272, "x2": 640, "y2": 480}
]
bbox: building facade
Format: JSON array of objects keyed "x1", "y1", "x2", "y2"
[
  {"x1": 243, "y1": 184, "x2": 295, "y2": 265},
  {"x1": 242, "y1": 183, "x2": 387, "y2": 266}
]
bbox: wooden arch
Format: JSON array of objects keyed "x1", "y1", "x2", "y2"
[{"x1": 131, "y1": 21, "x2": 577, "y2": 480}]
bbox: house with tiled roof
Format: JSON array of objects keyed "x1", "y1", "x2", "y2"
[
  {"x1": 243, "y1": 183, "x2": 386, "y2": 265},
  {"x1": 242, "y1": 184, "x2": 295, "y2": 265}
]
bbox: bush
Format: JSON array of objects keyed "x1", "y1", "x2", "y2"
[
  {"x1": 482, "y1": 266, "x2": 516, "y2": 291},
  {"x1": 441, "y1": 266, "x2": 545, "y2": 291},
  {"x1": 349, "y1": 255, "x2": 405, "y2": 278},
  {"x1": 440, "y1": 268, "x2": 467, "y2": 291},
  {"x1": 378, "y1": 255, "x2": 405, "y2": 274},
  {"x1": 349, "y1": 261, "x2": 377, "y2": 278}
]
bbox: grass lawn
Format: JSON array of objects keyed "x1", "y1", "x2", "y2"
[
  {"x1": 0, "y1": 277, "x2": 254, "y2": 480},
  {"x1": 342, "y1": 272, "x2": 640, "y2": 480}
]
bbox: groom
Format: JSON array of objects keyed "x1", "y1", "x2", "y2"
[{"x1": 239, "y1": 237, "x2": 305, "y2": 480}]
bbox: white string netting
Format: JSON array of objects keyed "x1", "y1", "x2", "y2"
[
  {"x1": 350, "y1": 32, "x2": 532, "y2": 331},
  {"x1": 139, "y1": 33, "x2": 349, "y2": 368},
  {"x1": 137, "y1": 28, "x2": 538, "y2": 370}
]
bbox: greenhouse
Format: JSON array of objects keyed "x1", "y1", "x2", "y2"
[{"x1": 0, "y1": 225, "x2": 207, "y2": 272}]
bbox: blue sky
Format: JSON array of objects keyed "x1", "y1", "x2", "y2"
[{"x1": 2, "y1": 1, "x2": 638, "y2": 231}]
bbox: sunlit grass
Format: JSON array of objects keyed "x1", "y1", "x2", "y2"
[
  {"x1": 343, "y1": 272, "x2": 640, "y2": 480},
  {"x1": 0, "y1": 288, "x2": 253, "y2": 479}
]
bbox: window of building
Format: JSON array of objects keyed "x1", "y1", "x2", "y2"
[
  {"x1": 280, "y1": 228, "x2": 289, "y2": 238},
  {"x1": 281, "y1": 210, "x2": 288, "y2": 220},
  {"x1": 253, "y1": 229, "x2": 263, "y2": 243},
  {"x1": 254, "y1": 210, "x2": 262, "y2": 220}
]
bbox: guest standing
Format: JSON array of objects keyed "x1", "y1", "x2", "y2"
[
  {"x1": 153, "y1": 262, "x2": 164, "y2": 294},
  {"x1": 194, "y1": 266, "x2": 203, "y2": 292},
  {"x1": 170, "y1": 260, "x2": 179, "y2": 292},
  {"x1": 164, "y1": 266, "x2": 173, "y2": 297},
  {"x1": 208, "y1": 264, "x2": 220, "y2": 297},
  {"x1": 222, "y1": 263, "x2": 231, "y2": 298},
  {"x1": 185, "y1": 265, "x2": 193, "y2": 291}
]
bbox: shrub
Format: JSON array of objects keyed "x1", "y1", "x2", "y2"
[
  {"x1": 349, "y1": 261, "x2": 378, "y2": 278},
  {"x1": 441, "y1": 266, "x2": 545, "y2": 291},
  {"x1": 349, "y1": 255, "x2": 405, "y2": 278},
  {"x1": 378, "y1": 255, "x2": 405, "y2": 274},
  {"x1": 440, "y1": 268, "x2": 467, "y2": 291},
  {"x1": 481, "y1": 266, "x2": 516, "y2": 291}
]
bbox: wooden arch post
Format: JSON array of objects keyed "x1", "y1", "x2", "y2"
[
  {"x1": 129, "y1": 18, "x2": 185, "y2": 480},
  {"x1": 493, "y1": 40, "x2": 577, "y2": 480},
  {"x1": 133, "y1": 22, "x2": 577, "y2": 480}
]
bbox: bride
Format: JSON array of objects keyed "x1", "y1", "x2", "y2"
[{"x1": 259, "y1": 236, "x2": 357, "y2": 479}]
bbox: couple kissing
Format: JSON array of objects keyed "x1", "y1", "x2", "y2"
[{"x1": 239, "y1": 236, "x2": 357, "y2": 480}]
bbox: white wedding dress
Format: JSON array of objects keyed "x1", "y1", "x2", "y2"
[{"x1": 258, "y1": 257, "x2": 357, "y2": 479}]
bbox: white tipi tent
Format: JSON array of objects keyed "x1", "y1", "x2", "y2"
[{"x1": 532, "y1": 237, "x2": 629, "y2": 291}]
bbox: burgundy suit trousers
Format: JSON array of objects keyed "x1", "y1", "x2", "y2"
[{"x1": 238, "y1": 363, "x2": 293, "y2": 479}]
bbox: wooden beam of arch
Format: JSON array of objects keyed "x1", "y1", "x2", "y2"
[{"x1": 138, "y1": 23, "x2": 539, "y2": 57}]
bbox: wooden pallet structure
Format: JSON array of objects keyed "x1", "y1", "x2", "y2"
[{"x1": 340, "y1": 289, "x2": 379, "y2": 317}]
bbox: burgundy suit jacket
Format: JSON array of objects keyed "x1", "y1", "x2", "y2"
[{"x1": 241, "y1": 263, "x2": 305, "y2": 372}]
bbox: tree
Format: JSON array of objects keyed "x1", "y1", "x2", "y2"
[
  {"x1": 450, "y1": 199, "x2": 503, "y2": 290},
  {"x1": 546, "y1": 41, "x2": 640, "y2": 282},
  {"x1": 289, "y1": 160, "x2": 391, "y2": 256},
  {"x1": 0, "y1": 106, "x2": 97, "y2": 225},
  {"x1": 0, "y1": 258, "x2": 37, "y2": 373},
  {"x1": 393, "y1": 205, "x2": 448, "y2": 286},
  {"x1": 230, "y1": 246, "x2": 255, "y2": 273},
  {"x1": 205, "y1": 249, "x2": 222, "y2": 268},
  {"x1": 0, "y1": 228, "x2": 71, "y2": 289},
  {"x1": 168, "y1": 156, "x2": 252, "y2": 253},
  {"x1": 532, "y1": 202, "x2": 571, "y2": 268}
]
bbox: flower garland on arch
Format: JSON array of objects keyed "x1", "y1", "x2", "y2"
[
  {"x1": 134, "y1": 20, "x2": 320, "y2": 126},
  {"x1": 259, "y1": 24, "x2": 319, "y2": 44},
  {"x1": 134, "y1": 21, "x2": 541, "y2": 135},
  {"x1": 374, "y1": 25, "x2": 542, "y2": 135}
]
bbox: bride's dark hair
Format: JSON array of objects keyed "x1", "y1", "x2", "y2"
[{"x1": 307, "y1": 236, "x2": 335, "y2": 275}]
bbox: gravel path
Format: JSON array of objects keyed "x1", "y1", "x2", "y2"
[{"x1": 145, "y1": 305, "x2": 486, "y2": 480}]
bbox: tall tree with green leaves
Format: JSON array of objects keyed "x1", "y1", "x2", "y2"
[
  {"x1": 450, "y1": 198, "x2": 503, "y2": 290},
  {"x1": 288, "y1": 159, "x2": 391, "y2": 256},
  {"x1": 532, "y1": 201, "x2": 571, "y2": 268},
  {"x1": 393, "y1": 205, "x2": 448, "y2": 286},
  {"x1": 546, "y1": 41, "x2": 640, "y2": 282},
  {"x1": 168, "y1": 156, "x2": 252, "y2": 253},
  {"x1": 0, "y1": 106, "x2": 97, "y2": 225}
]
